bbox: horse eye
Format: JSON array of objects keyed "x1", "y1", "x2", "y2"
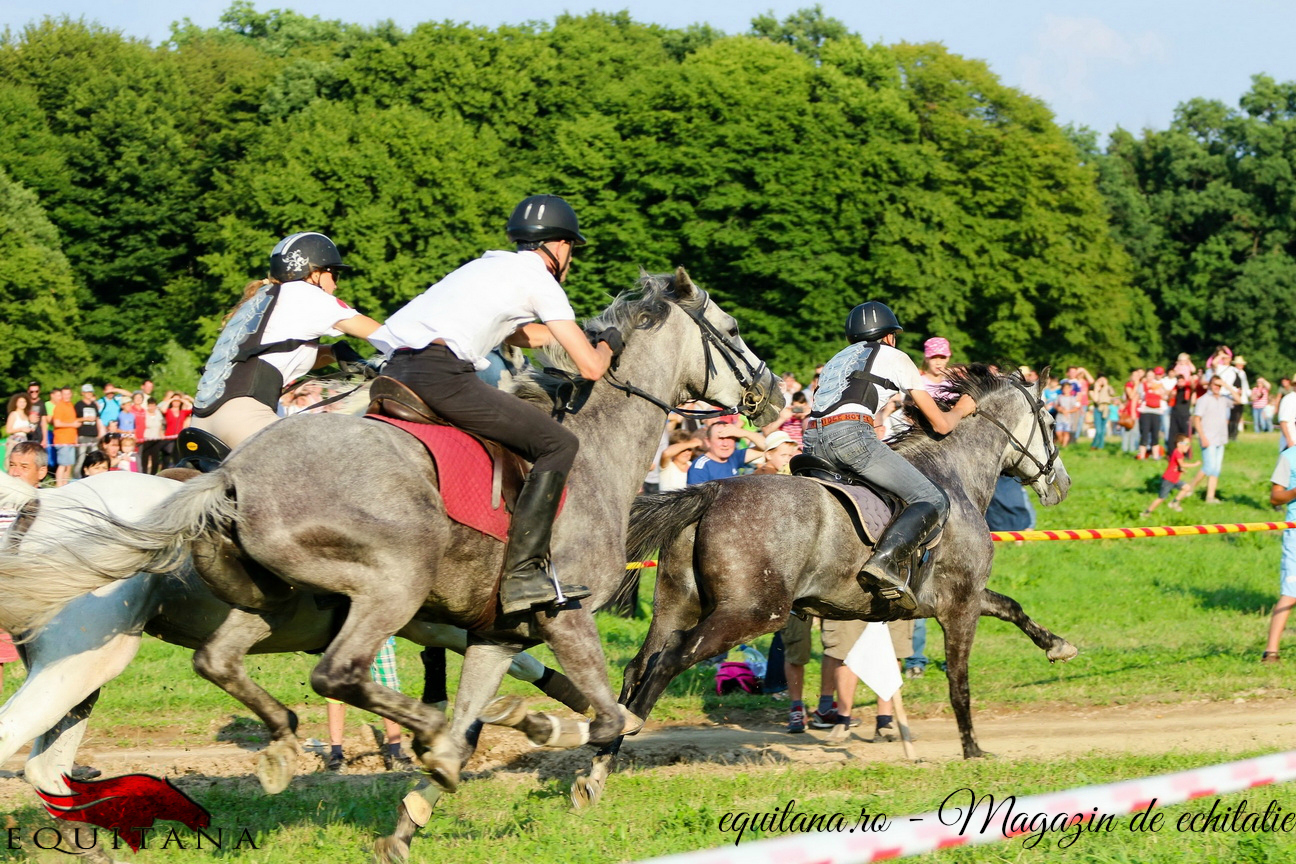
[{"x1": 727, "y1": 326, "x2": 739, "y2": 339}]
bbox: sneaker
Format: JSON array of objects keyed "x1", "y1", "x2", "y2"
[
  {"x1": 69, "y1": 764, "x2": 101, "y2": 781},
  {"x1": 905, "y1": 665, "x2": 925, "y2": 679},
  {"x1": 383, "y1": 750, "x2": 414, "y2": 771},
  {"x1": 1261, "y1": 651, "x2": 1281, "y2": 664},
  {"x1": 1167, "y1": 501, "x2": 1182, "y2": 512},
  {"x1": 325, "y1": 753, "x2": 345, "y2": 772},
  {"x1": 811, "y1": 709, "x2": 859, "y2": 729},
  {"x1": 787, "y1": 706, "x2": 806, "y2": 734}
]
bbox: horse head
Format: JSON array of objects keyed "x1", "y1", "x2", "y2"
[
  {"x1": 999, "y1": 365, "x2": 1071, "y2": 506},
  {"x1": 594, "y1": 268, "x2": 781, "y2": 428}
]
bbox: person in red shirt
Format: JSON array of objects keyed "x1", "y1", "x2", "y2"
[
  {"x1": 1140, "y1": 435, "x2": 1200, "y2": 518},
  {"x1": 163, "y1": 394, "x2": 193, "y2": 437}
]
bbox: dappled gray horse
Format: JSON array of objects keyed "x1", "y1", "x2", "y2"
[
  {"x1": 570, "y1": 365, "x2": 1073, "y2": 809},
  {"x1": 0, "y1": 472, "x2": 587, "y2": 812},
  {"x1": 0, "y1": 269, "x2": 780, "y2": 862}
]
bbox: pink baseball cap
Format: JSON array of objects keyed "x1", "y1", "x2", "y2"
[{"x1": 924, "y1": 337, "x2": 951, "y2": 358}]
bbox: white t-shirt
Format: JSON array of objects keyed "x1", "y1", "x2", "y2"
[
  {"x1": 658, "y1": 460, "x2": 689, "y2": 492},
  {"x1": 258, "y1": 281, "x2": 360, "y2": 387},
  {"x1": 813, "y1": 342, "x2": 924, "y2": 419},
  {"x1": 370, "y1": 250, "x2": 576, "y2": 370},
  {"x1": 1278, "y1": 392, "x2": 1296, "y2": 446}
]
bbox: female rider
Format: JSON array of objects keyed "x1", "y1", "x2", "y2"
[
  {"x1": 804, "y1": 303, "x2": 977, "y2": 611},
  {"x1": 191, "y1": 233, "x2": 381, "y2": 449},
  {"x1": 369, "y1": 195, "x2": 619, "y2": 616}
]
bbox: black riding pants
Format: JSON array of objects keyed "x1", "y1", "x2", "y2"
[{"x1": 385, "y1": 344, "x2": 578, "y2": 475}]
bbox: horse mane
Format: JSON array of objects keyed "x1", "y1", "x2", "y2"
[
  {"x1": 508, "y1": 269, "x2": 696, "y2": 410},
  {"x1": 0, "y1": 473, "x2": 37, "y2": 512},
  {"x1": 889, "y1": 363, "x2": 1022, "y2": 454}
]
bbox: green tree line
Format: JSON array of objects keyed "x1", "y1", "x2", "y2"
[{"x1": 0, "y1": 4, "x2": 1289, "y2": 393}]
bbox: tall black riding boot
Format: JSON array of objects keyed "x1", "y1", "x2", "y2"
[
  {"x1": 499, "y1": 471, "x2": 591, "y2": 616},
  {"x1": 858, "y1": 502, "x2": 942, "y2": 612}
]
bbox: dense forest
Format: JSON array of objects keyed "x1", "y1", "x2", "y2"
[{"x1": 1, "y1": 4, "x2": 1293, "y2": 393}]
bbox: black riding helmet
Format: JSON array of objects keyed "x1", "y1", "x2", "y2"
[
  {"x1": 846, "y1": 301, "x2": 902, "y2": 343},
  {"x1": 270, "y1": 232, "x2": 349, "y2": 282},
  {"x1": 506, "y1": 195, "x2": 588, "y2": 246}
]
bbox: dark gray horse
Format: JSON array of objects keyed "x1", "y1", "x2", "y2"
[
  {"x1": 0, "y1": 270, "x2": 781, "y2": 860},
  {"x1": 569, "y1": 365, "x2": 1073, "y2": 809}
]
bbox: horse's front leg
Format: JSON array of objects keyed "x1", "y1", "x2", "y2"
[
  {"x1": 192, "y1": 607, "x2": 303, "y2": 794},
  {"x1": 533, "y1": 606, "x2": 623, "y2": 745},
  {"x1": 939, "y1": 598, "x2": 984, "y2": 759},
  {"x1": 979, "y1": 589, "x2": 1077, "y2": 662}
]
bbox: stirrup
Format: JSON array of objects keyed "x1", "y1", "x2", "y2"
[{"x1": 858, "y1": 562, "x2": 916, "y2": 612}]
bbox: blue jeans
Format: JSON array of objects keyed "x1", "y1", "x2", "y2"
[
  {"x1": 1091, "y1": 405, "x2": 1107, "y2": 448},
  {"x1": 804, "y1": 420, "x2": 949, "y2": 515},
  {"x1": 905, "y1": 618, "x2": 928, "y2": 671},
  {"x1": 1254, "y1": 407, "x2": 1272, "y2": 433}
]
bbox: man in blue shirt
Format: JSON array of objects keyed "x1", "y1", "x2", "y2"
[{"x1": 686, "y1": 422, "x2": 766, "y2": 484}]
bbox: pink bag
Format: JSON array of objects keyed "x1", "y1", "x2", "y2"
[{"x1": 715, "y1": 661, "x2": 760, "y2": 695}]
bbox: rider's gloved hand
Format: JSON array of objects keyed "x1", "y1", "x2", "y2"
[
  {"x1": 590, "y1": 326, "x2": 625, "y2": 358},
  {"x1": 330, "y1": 341, "x2": 370, "y2": 377}
]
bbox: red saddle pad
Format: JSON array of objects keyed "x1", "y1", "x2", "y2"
[{"x1": 365, "y1": 414, "x2": 563, "y2": 542}]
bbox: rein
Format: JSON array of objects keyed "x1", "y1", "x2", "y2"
[
  {"x1": 976, "y1": 377, "x2": 1060, "y2": 485},
  {"x1": 603, "y1": 290, "x2": 769, "y2": 420}
]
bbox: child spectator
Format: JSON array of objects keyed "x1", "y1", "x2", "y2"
[
  {"x1": 116, "y1": 435, "x2": 140, "y2": 472},
  {"x1": 1263, "y1": 445, "x2": 1296, "y2": 663},
  {"x1": 1252, "y1": 377, "x2": 1272, "y2": 433},
  {"x1": 1141, "y1": 435, "x2": 1198, "y2": 518},
  {"x1": 99, "y1": 433, "x2": 123, "y2": 469},
  {"x1": 1055, "y1": 381, "x2": 1080, "y2": 447},
  {"x1": 753, "y1": 431, "x2": 800, "y2": 475},
  {"x1": 658, "y1": 429, "x2": 702, "y2": 492}
]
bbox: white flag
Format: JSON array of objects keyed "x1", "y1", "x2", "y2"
[{"x1": 844, "y1": 621, "x2": 903, "y2": 701}]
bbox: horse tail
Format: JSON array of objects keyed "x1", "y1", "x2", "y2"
[
  {"x1": 0, "y1": 471, "x2": 237, "y2": 636},
  {"x1": 625, "y1": 483, "x2": 722, "y2": 564}
]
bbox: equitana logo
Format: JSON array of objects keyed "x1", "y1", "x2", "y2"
[{"x1": 22, "y1": 772, "x2": 257, "y2": 852}]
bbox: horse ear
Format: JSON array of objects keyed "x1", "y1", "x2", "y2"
[
  {"x1": 673, "y1": 267, "x2": 697, "y2": 300},
  {"x1": 1038, "y1": 365, "x2": 1052, "y2": 392}
]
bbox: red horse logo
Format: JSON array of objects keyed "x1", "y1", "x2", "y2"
[{"x1": 36, "y1": 773, "x2": 211, "y2": 851}]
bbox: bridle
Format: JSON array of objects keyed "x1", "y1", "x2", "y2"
[
  {"x1": 603, "y1": 289, "x2": 771, "y2": 420},
  {"x1": 975, "y1": 376, "x2": 1060, "y2": 486}
]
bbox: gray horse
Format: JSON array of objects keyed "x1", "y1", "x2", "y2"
[
  {"x1": 569, "y1": 365, "x2": 1073, "y2": 809},
  {"x1": 0, "y1": 472, "x2": 588, "y2": 814},
  {"x1": 0, "y1": 269, "x2": 780, "y2": 860}
]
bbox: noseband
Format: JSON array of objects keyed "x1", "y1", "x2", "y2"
[
  {"x1": 604, "y1": 290, "x2": 770, "y2": 420},
  {"x1": 976, "y1": 377, "x2": 1059, "y2": 486}
]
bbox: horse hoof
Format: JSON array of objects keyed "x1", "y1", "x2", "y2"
[
  {"x1": 419, "y1": 734, "x2": 461, "y2": 793},
  {"x1": 256, "y1": 740, "x2": 297, "y2": 795},
  {"x1": 570, "y1": 776, "x2": 601, "y2": 812},
  {"x1": 479, "y1": 694, "x2": 528, "y2": 727},
  {"x1": 1047, "y1": 642, "x2": 1078, "y2": 663},
  {"x1": 619, "y1": 705, "x2": 645, "y2": 736},
  {"x1": 372, "y1": 835, "x2": 410, "y2": 864}
]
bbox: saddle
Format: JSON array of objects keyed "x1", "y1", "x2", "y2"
[
  {"x1": 365, "y1": 376, "x2": 538, "y2": 539},
  {"x1": 788, "y1": 453, "x2": 941, "y2": 553}
]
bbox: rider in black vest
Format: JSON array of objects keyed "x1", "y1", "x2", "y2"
[
  {"x1": 191, "y1": 232, "x2": 381, "y2": 452},
  {"x1": 803, "y1": 302, "x2": 977, "y2": 610}
]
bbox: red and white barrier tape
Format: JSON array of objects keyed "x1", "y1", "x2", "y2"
[
  {"x1": 991, "y1": 521, "x2": 1296, "y2": 542},
  {"x1": 636, "y1": 750, "x2": 1296, "y2": 864}
]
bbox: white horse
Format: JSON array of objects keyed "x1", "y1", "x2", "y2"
[{"x1": 0, "y1": 471, "x2": 584, "y2": 803}]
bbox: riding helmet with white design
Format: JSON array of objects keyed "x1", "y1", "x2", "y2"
[
  {"x1": 845, "y1": 301, "x2": 902, "y2": 344},
  {"x1": 506, "y1": 195, "x2": 588, "y2": 247},
  {"x1": 269, "y1": 232, "x2": 349, "y2": 282}
]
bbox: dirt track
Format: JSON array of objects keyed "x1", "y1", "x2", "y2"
[{"x1": 3, "y1": 697, "x2": 1292, "y2": 806}]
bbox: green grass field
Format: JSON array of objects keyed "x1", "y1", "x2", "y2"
[{"x1": 3, "y1": 432, "x2": 1293, "y2": 863}]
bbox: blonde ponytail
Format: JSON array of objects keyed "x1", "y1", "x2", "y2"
[{"x1": 221, "y1": 278, "x2": 277, "y2": 326}]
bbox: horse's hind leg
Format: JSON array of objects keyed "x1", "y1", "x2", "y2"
[
  {"x1": 980, "y1": 589, "x2": 1077, "y2": 662},
  {"x1": 192, "y1": 607, "x2": 302, "y2": 794},
  {"x1": 309, "y1": 599, "x2": 447, "y2": 778}
]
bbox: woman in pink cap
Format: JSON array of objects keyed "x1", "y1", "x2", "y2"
[{"x1": 920, "y1": 337, "x2": 953, "y2": 397}]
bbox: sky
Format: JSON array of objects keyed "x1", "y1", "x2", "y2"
[{"x1": 2, "y1": 0, "x2": 1293, "y2": 138}]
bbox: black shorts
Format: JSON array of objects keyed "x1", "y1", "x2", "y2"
[{"x1": 385, "y1": 344, "x2": 578, "y2": 475}]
